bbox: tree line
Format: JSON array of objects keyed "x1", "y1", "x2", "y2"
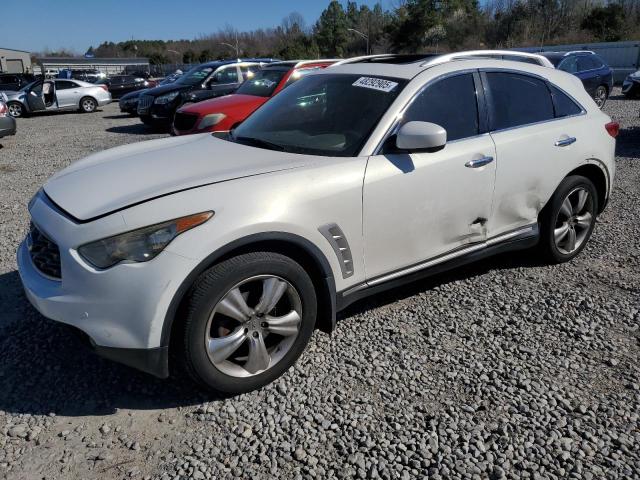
[{"x1": 40, "y1": 0, "x2": 640, "y2": 64}]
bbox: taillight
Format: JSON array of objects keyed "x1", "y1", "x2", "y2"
[
  {"x1": 100, "y1": 85, "x2": 109, "y2": 92},
  {"x1": 0, "y1": 102, "x2": 6, "y2": 116},
  {"x1": 605, "y1": 121, "x2": 619, "y2": 138}
]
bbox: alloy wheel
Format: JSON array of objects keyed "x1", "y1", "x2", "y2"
[
  {"x1": 82, "y1": 99, "x2": 96, "y2": 112},
  {"x1": 7, "y1": 103, "x2": 22, "y2": 117},
  {"x1": 594, "y1": 86, "x2": 607, "y2": 108},
  {"x1": 205, "y1": 275, "x2": 302, "y2": 378},
  {"x1": 553, "y1": 187, "x2": 594, "y2": 255}
]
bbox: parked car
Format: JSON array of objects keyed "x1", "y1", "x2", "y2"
[
  {"x1": 540, "y1": 51, "x2": 613, "y2": 108},
  {"x1": 58, "y1": 69, "x2": 107, "y2": 84},
  {"x1": 119, "y1": 76, "x2": 177, "y2": 115},
  {"x1": 136, "y1": 59, "x2": 271, "y2": 128},
  {"x1": 173, "y1": 60, "x2": 337, "y2": 136},
  {"x1": 0, "y1": 73, "x2": 36, "y2": 91},
  {"x1": 18, "y1": 55, "x2": 617, "y2": 394},
  {"x1": 0, "y1": 94, "x2": 16, "y2": 139},
  {"x1": 105, "y1": 75, "x2": 151, "y2": 99},
  {"x1": 4, "y1": 78, "x2": 111, "y2": 117},
  {"x1": 622, "y1": 69, "x2": 640, "y2": 98}
]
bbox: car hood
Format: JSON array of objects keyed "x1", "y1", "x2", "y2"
[
  {"x1": 180, "y1": 94, "x2": 268, "y2": 117},
  {"x1": 43, "y1": 134, "x2": 313, "y2": 221},
  {"x1": 142, "y1": 82, "x2": 192, "y2": 97},
  {"x1": 2, "y1": 90, "x2": 22, "y2": 100}
]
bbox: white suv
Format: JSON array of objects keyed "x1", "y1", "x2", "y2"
[{"x1": 18, "y1": 55, "x2": 618, "y2": 393}]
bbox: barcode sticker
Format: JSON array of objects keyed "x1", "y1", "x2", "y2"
[{"x1": 352, "y1": 77, "x2": 398, "y2": 92}]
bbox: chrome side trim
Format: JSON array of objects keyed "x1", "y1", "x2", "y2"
[{"x1": 342, "y1": 224, "x2": 536, "y2": 296}]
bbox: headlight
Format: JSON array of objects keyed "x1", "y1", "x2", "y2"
[
  {"x1": 154, "y1": 91, "x2": 180, "y2": 104},
  {"x1": 198, "y1": 113, "x2": 226, "y2": 130},
  {"x1": 78, "y1": 212, "x2": 213, "y2": 269}
]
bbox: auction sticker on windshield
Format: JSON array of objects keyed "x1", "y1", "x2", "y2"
[{"x1": 352, "y1": 77, "x2": 398, "y2": 93}]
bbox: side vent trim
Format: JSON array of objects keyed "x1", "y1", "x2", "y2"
[{"x1": 318, "y1": 223, "x2": 354, "y2": 279}]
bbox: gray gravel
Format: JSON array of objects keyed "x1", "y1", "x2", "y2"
[{"x1": 0, "y1": 91, "x2": 639, "y2": 480}]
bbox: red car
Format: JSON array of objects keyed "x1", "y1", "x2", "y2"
[{"x1": 172, "y1": 60, "x2": 337, "y2": 136}]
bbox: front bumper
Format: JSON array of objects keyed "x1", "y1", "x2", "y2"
[
  {"x1": 17, "y1": 194, "x2": 200, "y2": 377},
  {"x1": 138, "y1": 98, "x2": 178, "y2": 122},
  {"x1": 622, "y1": 77, "x2": 640, "y2": 96},
  {"x1": 0, "y1": 115, "x2": 16, "y2": 138}
]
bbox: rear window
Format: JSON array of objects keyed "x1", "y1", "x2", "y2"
[{"x1": 485, "y1": 72, "x2": 554, "y2": 130}]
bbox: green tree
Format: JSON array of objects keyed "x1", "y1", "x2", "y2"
[
  {"x1": 581, "y1": 3, "x2": 625, "y2": 42},
  {"x1": 315, "y1": 1, "x2": 349, "y2": 57}
]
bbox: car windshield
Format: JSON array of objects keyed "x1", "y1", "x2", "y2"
[
  {"x1": 232, "y1": 73, "x2": 407, "y2": 157},
  {"x1": 236, "y1": 67, "x2": 289, "y2": 97},
  {"x1": 177, "y1": 65, "x2": 216, "y2": 86},
  {"x1": 20, "y1": 81, "x2": 38, "y2": 92}
]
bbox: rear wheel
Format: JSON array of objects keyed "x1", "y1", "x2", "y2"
[
  {"x1": 538, "y1": 175, "x2": 598, "y2": 263},
  {"x1": 593, "y1": 85, "x2": 607, "y2": 108},
  {"x1": 7, "y1": 102, "x2": 24, "y2": 118},
  {"x1": 79, "y1": 97, "x2": 97, "y2": 113},
  {"x1": 179, "y1": 252, "x2": 317, "y2": 394}
]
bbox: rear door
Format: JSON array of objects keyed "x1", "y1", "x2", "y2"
[
  {"x1": 363, "y1": 72, "x2": 497, "y2": 279},
  {"x1": 482, "y1": 71, "x2": 585, "y2": 237},
  {"x1": 576, "y1": 56, "x2": 600, "y2": 95},
  {"x1": 54, "y1": 80, "x2": 79, "y2": 108}
]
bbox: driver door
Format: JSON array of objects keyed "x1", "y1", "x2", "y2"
[
  {"x1": 362, "y1": 72, "x2": 497, "y2": 280},
  {"x1": 26, "y1": 81, "x2": 46, "y2": 112}
]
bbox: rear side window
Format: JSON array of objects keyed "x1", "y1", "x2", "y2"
[
  {"x1": 55, "y1": 80, "x2": 76, "y2": 90},
  {"x1": 550, "y1": 85, "x2": 583, "y2": 118},
  {"x1": 485, "y1": 72, "x2": 554, "y2": 130},
  {"x1": 403, "y1": 73, "x2": 479, "y2": 141},
  {"x1": 577, "y1": 55, "x2": 599, "y2": 71}
]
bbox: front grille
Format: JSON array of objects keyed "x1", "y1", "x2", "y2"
[
  {"x1": 137, "y1": 94, "x2": 153, "y2": 112},
  {"x1": 28, "y1": 222, "x2": 61, "y2": 279},
  {"x1": 173, "y1": 112, "x2": 199, "y2": 132}
]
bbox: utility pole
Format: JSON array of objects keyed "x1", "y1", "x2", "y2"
[{"x1": 348, "y1": 28, "x2": 369, "y2": 55}]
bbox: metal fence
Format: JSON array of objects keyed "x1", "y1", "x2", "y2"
[{"x1": 518, "y1": 40, "x2": 640, "y2": 83}]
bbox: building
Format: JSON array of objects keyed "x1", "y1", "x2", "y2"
[
  {"x1": 0, "y1": 47, "x2": 32, "y2": 73},
  {"x1": 35, "y1": 57, "x2": 150, "y2": 76}
]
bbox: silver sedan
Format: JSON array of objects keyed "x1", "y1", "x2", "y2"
[{"x1": 4, "y1": 78, "x2": 111, "y2": 117}]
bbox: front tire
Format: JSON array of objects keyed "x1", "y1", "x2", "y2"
[
  {"x1": 79, "y1": 97, "x2": 97, "y2": 113},
  {"x1": 538, "y1": 175, "x2": 598, "y2": 263},
  {"x1": 180, "y1": 252, "x2": 317, "y2": 394},
  {"x1": 7, "y1": 102, "x2": 24, "y2": 118}
]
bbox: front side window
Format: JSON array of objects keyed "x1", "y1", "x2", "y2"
[
  {"x1": 236, "y1": 67, "x2": 289, "y2": 97},
  {"x1": 232, "y1": 73, "x2": 407, "y2": 157},
  {"x1": 485, "y1": 72, "x2": 554, "y2": 130},
  {"x1": 212, "y1": 66, "x2": 239, "y2": 85},
  {"x1": 558, "y1": 56, "x2": 578, "y2": 73},
  {"x1": 402, "y1": 73, "x2": 479, "y2": 141}
]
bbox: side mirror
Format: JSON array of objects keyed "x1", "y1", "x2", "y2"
[{"x1": 396, "y1": 121, "x2": 447, "y2": 152}]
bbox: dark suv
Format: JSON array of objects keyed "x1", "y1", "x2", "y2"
[
  {"x1": 540, "y1": 51, "x2": 613, "y2": 108},
  {"x1": 0, "y1": 73, "x2": 36, "y2": 92},
  {"x1": 136, "y1": 59, "x2": 271, "y2": 128}
]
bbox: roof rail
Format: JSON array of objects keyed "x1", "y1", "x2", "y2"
[
  {"x1": 421, "y1": 50, "x2": 554, "y2": 68},
  {"x1": 563, "y1": 50, "x2": 595, "y2": 56},
  {"x1": 332, "y1": 54, "x2": 439, "y2": 66}
]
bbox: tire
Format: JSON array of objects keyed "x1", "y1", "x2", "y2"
[
  {"x1": 7, "y1": 102, "x2": 24, "y2": 118},
  {"x1": 79, "y1": 97, "x2": 97, "y2": 113},
  {"x1": 538, "y1": 175, "x2": 598, "y2": 264},
  {"x1": 593, "y1": 85, "x2": 607, "y2": 109},
  {"x1": 179, "y1": 252, "x2": 317, "y2": 394}
]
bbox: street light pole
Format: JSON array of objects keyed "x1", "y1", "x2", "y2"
[
  {"x1": 348, "y1": 28, "x2": 369, "y2": 55},
  {"x1": 220, "y1": 32, "x2": 240, "y2": 58}
]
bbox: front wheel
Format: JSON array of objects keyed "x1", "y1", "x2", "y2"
[
  {"x1": 593, "y1": 85, "x2": 608, "y2": 109},
  {"x1": 179, "y1": 252, "x2": 317, "y2": 394},
  {"x1": 79, "y1": 97, "x2": 97, "y2": 113},
  {"x1": 538, "y1": 175, "x2": 598, "y2": 263},
  {"x1": 7, "y1": 102, "x2": 24, "y2": 118}
]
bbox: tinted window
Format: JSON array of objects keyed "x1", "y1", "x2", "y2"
[
  {"x1": 486, "y1": 72, "x2": 554, "y2": 130},
  {"x1": 558, "y1": 56, "x2": 578, "y2": 73},
  {"x1": 550, "y1": 85, "x2": 582, "y2": 118},
  {"x1": 284, "y1": 67, "x2": 325, "y2": 87},
  {"x1": 212, "y1": 67, "x2": 239, "y2": 84},
  {"x1": 236, "y1": 68, "x2": 288, "y2": 97},
  {"x1": 55, "y1": 80, "x2": 76, "y2": 90},
  {"x1": 403, "y1": 73, "x2": 479, "y2": 141},
  {"x1": 240, "y1": 65, "x2": 260, "y2": 80},
  {"x1": 577, "y1": 55, "x2": 599, "y2": 71}
]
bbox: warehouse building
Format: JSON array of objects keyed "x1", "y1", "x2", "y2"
[
  {"x1": 35, "y1": 57, "x2": 150, "y2": 76},
  {"x1": 0, "y1": 47, "x2": 32, "y2": 73}
]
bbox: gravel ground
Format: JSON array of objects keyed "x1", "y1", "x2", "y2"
[{"x1": 0, "y1": 92, "x2": 638, "y2": 480}]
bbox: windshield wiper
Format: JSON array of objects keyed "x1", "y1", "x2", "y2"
[{"x1": 234, "y1": 136, "x2": 286, "y2": 152}]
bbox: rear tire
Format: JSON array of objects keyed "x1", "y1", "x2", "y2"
[
  {"x1": 179, "y1": 252, "x2": 317, "y2": 394},
  {"x1": 79, "y1": 97, "x2": 97, "y2": 113},
  {"x1": 538, "y1": 175, "x2": 598, "y2": 264},
  {"x1": 593, "y1": 85, "x2": 608, "y2": 109}
]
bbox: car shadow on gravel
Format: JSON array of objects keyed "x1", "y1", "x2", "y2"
[
  {"x1": 616, "y1": 126, "x2": 640, "y2": 159},
  {"x1": 105, "y1": 124, "x2": 157, "y2": 135},
  {"x1": 0, "y1": 270, "x2": 222, "y2": 417},
  {"x1": 104, "y1": 114, "x2": 136, "y2": 120}
]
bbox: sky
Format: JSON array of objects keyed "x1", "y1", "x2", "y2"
[{"x1": 1, "y1": 0, "x2": 389, "y2": 54}]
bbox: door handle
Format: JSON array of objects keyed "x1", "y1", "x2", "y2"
[
  {"x1": 555, "y1": 137, "x2": 576, "y2": 147},
  {"x1": 465, "y1": 156, "x2": 494, "y2": 168}
]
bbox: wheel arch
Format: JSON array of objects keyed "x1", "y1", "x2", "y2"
[
  {"x1": 566, "y1": 161, "x2": 609, "y2": 213},
  {"x1": 161, "y1": 232, "x2": 337, "y2": 352},
  {"x1": 79, "y1": 95, "x2": 98, "y2": 108}
]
